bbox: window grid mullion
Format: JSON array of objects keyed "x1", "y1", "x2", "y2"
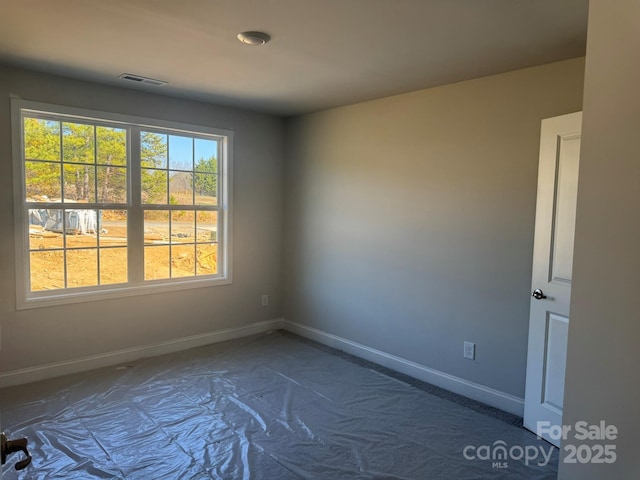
[
  {"x1": 169, "y1": 211, "x2": 173, "y2": 279},
  {"x1": 191, "y1": 137, "x2": 195, "y2": 205},
  {"x1": 57, "y1": 125, "x2": 70, "y2": 289},
  {"x1": 94, "y1": 126, "x2": 101, "y2": 286},
  {"x1": 128, "y1": 126, "x2": 144, "y2": 283},
  {"x1": 93, "y1": 125, "x2": 98, "y2": 203}
]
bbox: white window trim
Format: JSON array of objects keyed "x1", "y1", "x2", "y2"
[{"x1": 11, "y1": 99, "x2": 233, "y2": 310}]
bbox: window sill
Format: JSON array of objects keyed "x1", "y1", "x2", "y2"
[{"x1": 18, "y1": 276, "x2": 232, "y2": 310}]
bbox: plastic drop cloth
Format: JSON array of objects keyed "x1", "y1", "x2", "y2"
[{"x1": 0, "y1": 332, "x2": 557, "y2": 479}]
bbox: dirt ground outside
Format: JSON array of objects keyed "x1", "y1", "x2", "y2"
[{"x1": 29, "y1": 223, "x2": 217, "y2": 291}]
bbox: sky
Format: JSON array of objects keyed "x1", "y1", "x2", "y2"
[{"x1": 147, "y1": 133, "x2": 218, "y2": 171}]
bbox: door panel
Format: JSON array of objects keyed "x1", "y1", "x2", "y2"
[
  {"x1": 550, "y1": 133, "x2": 580, "y2": 284},
  {"x1": 542, "y1": 313, "x2": 569, "y2": 411},
  {"x1": 524, "y1": 112, "x2": 581, "y2": 447}
]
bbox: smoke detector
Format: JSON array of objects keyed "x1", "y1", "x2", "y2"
[{"x1": 237, "y1": 31, "x2": 271, "y2": 46}]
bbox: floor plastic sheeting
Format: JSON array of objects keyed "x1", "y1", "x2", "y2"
[{"x1": 0, "y1": 331, "x2": 557, "y2": 479}]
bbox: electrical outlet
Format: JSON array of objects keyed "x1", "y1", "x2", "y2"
[
  {"x1": 261, "y1": 294, "x2": 269, "y2": 307},
  {"x1": 464, "y1": 341, "x2": 475, "y2": 360}
]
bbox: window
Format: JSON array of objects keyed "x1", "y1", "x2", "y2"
[{"x1": 12, "y1": 100, "x2": 232, "y2": 308}]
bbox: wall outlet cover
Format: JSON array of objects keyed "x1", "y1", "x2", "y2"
[{"x1": 464, "y1": 341, "x2": 475, "y2": 360}]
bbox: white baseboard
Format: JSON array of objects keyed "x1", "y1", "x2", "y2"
[
  {"x1": 0, "y1": 318, "x2": 284, "y2": 389},
  {"x1": 1, "y1": 318, "x2": 524, "y2": 417},
  {"x1": 282, "y1": 320, "x2": 524, "y2": 417}
]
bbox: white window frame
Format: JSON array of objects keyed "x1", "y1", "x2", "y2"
[{"x1": 12, "y1": 99, "x2": 233, "y2": 309}]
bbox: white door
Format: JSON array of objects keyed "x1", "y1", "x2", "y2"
[{"x1": 523, "y1": 112, "x2": 582, "y2": 447}]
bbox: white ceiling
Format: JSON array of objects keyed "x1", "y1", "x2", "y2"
[{"x1": 0, "y1": 0, "x2": 588, "y2": 116}]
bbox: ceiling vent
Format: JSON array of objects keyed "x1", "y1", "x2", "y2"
[{"x1": 118, "y1": 73, "x2": 167, "y2": 87}]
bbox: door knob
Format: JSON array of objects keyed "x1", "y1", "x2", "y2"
[
  {"x1": 1, "y1": 432, "x2": 32, "y2": 470},
  {"x1": 532, "y1": 289, "x2": 547, "y2": 300}
]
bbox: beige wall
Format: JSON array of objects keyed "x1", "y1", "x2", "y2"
[
  {"x1": 284, "y1": 58, "x2": 585, "y2": 399},
  {"x1": 560, "y1": 1, "x2": 640, "y2": 478},
  {"x1": 0, "y1": 66, "x2": 284, "y2": 373}
]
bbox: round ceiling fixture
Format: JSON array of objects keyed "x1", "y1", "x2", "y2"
[{"x1": 237, "y1": 31, "x2": 271, "y2": 46}]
